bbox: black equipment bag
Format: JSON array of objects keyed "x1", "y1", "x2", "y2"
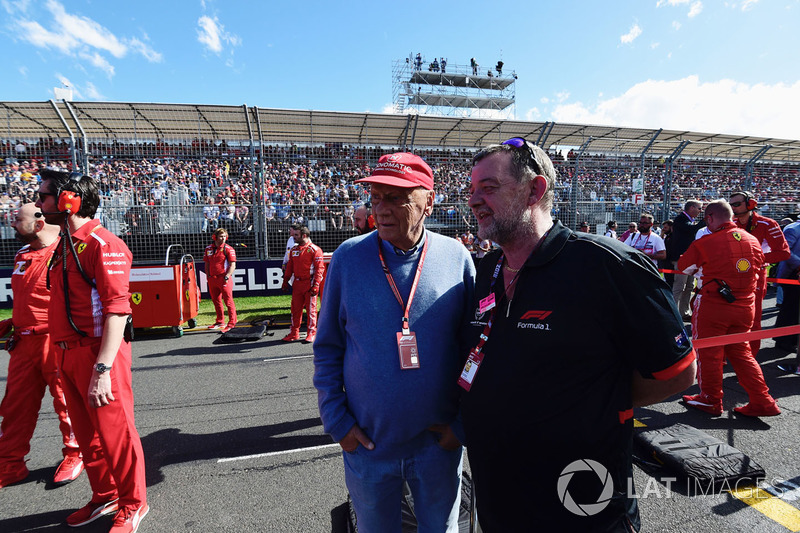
[
  {"x1": 634, "y1": 423, "x2": 765, "y2": 494},
  {"x1": 218, "y1": 324, "x2": 268, "y2": 343}
]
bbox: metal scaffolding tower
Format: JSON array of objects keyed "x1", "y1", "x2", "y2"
[{"x1": 392, "y1": 55, "x2": 516, "y2": 118}]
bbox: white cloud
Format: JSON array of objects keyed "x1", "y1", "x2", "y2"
[
  {"x1": 18, "y1": 65, "x2": 28, "y2": 77},
  {"x1": 544, "y1": 75, "x2": 800, "y2": 140},
  {"x1": 1, "y1": 0, "x2": 30, "y2": 14},
  {"x1": 672, "y1": 20, "x2": 681, "y2": 30},
  {"x1": 18, "y1": 18, "x2": 76, "y2": 54},
  {"x1": 129, "y1": 37, "x2": 163, "y2": 63},
  {"x1": 687, "y1": 1, "x2": 703, "y2": 17},
  {"x1": 80, "y1": 51, "x2": 115, "y2": 78},
  {"x1": 525, "y1": 107, "x2": 542, "y2": 121},
  {"x1": 85, "y1": 81, "x2": 104, "y2": 100},
  {"x1": 11, "y1": 0, "x2": 163, "y2": 77},
  {"x1": 620, "y1": 23, "x2": 642, "y2": 44},
  {"x1": 656, "y1": 0, "x2": 691, "y2": 7},
  {"x1": 740, "y1": 0, "x2": 759, "y2": 11},
  {"x1": 46, "y1": 0, "x2": 126, "y2": 57},
  {"x1": 650, "y1": 42, "x2": 660, "y2": 49},
  {"x1": 197, "y1": 15, "x2": 240, "y2": 54}
]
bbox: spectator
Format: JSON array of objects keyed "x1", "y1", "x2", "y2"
[
  {"x1": 773, "y1": 219, "x2": 800, "y2": 366},
  {"x1": 281, "y1": 225, "x2": 324, "y2": 343},
  {"x1": 624, "y1": 213, "x2": 666, "y2": 266},
  {"x1": 604, "y1": 220, "x2": 617, "y2": 239},
  {"x1": 618, "y1": 221, "x2": 637, "y2": 242},
  {"x1": 0, "y1": 203, "x2": 83, "y2": 489},
  {"x1": 671, "y1": 200, "x2": 705, "y2": 320},
  {"x1": 204, "y1": 228, "x2": 237, "y2": 333},
  {"x1": 202, "y1": 197, "x2": 219, "y2": 233},
  {"x1": 314, "y1": 153, "x2": 475, "y2": 532},
  {"x1": 464, "y1": 138, "x2": 695, "y2": 531},
  {"x1": 678, "y1": 200, "x2": 780, "y2": 417}
]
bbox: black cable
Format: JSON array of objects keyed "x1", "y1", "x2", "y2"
[{"x1": 61, "y1": 228, "x2": 88, "y2": 337}]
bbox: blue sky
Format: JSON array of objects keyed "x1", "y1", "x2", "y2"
[{"x1": 2, "y1": 0, "x2": 799, "y2": 139}]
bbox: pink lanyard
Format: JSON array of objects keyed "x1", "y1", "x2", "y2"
[{"x1": 377, "y1": 236, "x2": 429, "y2": 334}]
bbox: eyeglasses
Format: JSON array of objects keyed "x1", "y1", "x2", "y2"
[
  {"x1": 37, "y1": 191, "x2": 55, "y2": 202},
  {"x1": 729, "y1": 201, "x2": 744, "y2": 208},
  {"x1": 501, "y1": 137, "x2": 543, "y2": 176}
]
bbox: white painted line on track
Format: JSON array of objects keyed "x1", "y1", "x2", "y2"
[
  {"x1": 262, "y1": 354, "x2": 314, "y2": 363},
  {"x1": 218, "y1": 443, "x2": 340, "y2": 463}
]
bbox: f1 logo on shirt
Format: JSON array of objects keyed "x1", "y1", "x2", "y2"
[
  {"x1": 517, "y1": 310, "x2": 553, "y2": 331},
  {"x1": 520, "y1": 310, "x2": 552, "y2": 320}
]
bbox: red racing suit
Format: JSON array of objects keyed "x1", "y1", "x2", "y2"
[
  {"x1": 678, "y1": 221, "x2": 773, "y2": 406},
  {"x1": 282, "y1": 241, "x2": 324, "y2": 338},
  {"x1": 48, "y1": 219, "x2": 146, "y2": 510},
  {"x1": 203, "y1": 242, "x2": 237, "y2": 326},
  {"x1": 0, "y1": 241, "x2": 79, "y2": 466},
  {"x1": 735, "y1": 212, "x2": 790, "y2": 354}
]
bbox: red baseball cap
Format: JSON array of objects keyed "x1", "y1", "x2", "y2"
[{"x1": 355, "y1": 152, "x2": 434, "y2": 190}]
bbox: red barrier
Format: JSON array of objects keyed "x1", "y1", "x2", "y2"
[
  {"x1": 692, "y1": 325, "x2": 800, "y2": 349},
  {"x1": 659, "y1": 268, "x2": 800, "y2": 285}
]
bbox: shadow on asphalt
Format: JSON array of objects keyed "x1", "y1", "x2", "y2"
[{"x1": 141, "y1": 417, "x2": 331, "y2": 486}]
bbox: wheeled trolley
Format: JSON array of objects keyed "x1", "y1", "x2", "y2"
[{"x1": 129, "y1": 245, "x2": 200, "y2": 337}]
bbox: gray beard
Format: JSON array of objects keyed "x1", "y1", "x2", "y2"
[{"x1": 478, "y1": 205, "x2": 535, "y2": 246}]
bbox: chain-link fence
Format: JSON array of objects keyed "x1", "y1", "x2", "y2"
[{"x1": 2, "y1": 102, "x2": 799, "y2": 266}]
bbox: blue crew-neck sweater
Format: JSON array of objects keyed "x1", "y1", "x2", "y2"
[{"x1": 314, "y1": 230, "x2": 475, "y2": 460}]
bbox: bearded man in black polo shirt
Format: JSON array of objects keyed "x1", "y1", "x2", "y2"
[{"x1": 461, "y1": 138, "x2": 697, "y2": 532}]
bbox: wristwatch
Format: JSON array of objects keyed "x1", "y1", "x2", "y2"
[
  {"x1": 224, "y1": 275, "x2": 229, "y2": 281},
  {"x1": 94, "y1": 363, "x2": 112, "y2": 374}
]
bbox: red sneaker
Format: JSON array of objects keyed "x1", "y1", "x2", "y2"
[
  {"x1": 282, "y1": 333, "x2": 300, "y2": 342},
  {"x1": 109, "y1": 503, "x2": 149, "y2": 533},
  {"x1": 207, "y1": 323, "x2": 223, "y2": 330},
  {"x1": 220, "y1": 324, "x2": 235, "y2": 333},
  {"x1": 302, "y1": 335, "x2": 316, "y2": 344},
  {"x1": 66, "y1": 499, "x2": 119, "y2": 527},
  {"x1": 682, "y1": 394, "x2": 723, "y2": 416},
  {"x1": 0, "y1": 461, "x2": 28, "y2": 489},
  {"x1": 733, "y1": 402, "x2": 781, "y2": 417},
  {"x1": 53, "y1": 453, "x2": 84, "y2": 486}
]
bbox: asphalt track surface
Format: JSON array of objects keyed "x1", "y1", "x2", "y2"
[{"x1": 0, "y1": 291, "x2": 798, "y2": 533}]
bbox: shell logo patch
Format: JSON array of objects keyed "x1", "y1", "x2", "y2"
[
  {"x1": 733, "y1": 232, "x2": 742, "y2": 242},
  {"x1": 13, "y1": 260, "x2": 30, "y2": 275},
  {"x1": 131, "y1": 293, "x2": 143, "y2": 305},
  {"x1": 77, "y1": 243, "x2": 87, "y2": 254},
  {"x1": 736, "y1": 258, "x2": 751, "y2": 273}
]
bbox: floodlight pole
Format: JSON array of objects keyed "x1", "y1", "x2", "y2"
[
  {"x1": 662, "y1": 140, "x2": 691, "y2": 220},
  {"x1": 639, "y1": 129, "x2": 661, "y2": 218},
  {"x1": 49, "y1": 99, "x2": 77, "y2": 171},
  {"x1": 570, "y1": 138, "x2": 592, "y2": 230},
  {"x1": 744, "y1": 145, "x2": 771, "y2": 192}
]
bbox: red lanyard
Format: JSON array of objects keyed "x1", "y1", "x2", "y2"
[
  {"x1": 632, "y1": 233, "x2": 651, "y2": 251},
  {"x1": 377, "y1": 235, "x2": 429, "y2": 334},
  {"x1": 470, "y1": 254, "x2": 505, "y2": 356}
]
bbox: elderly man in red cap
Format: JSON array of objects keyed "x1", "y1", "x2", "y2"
[{"x1": 313, "y1": 153, "x2": 475, "y2": 532}]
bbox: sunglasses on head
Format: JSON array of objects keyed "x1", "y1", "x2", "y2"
[{"x1": 501, "y1": 137, "x2": 543, "y2": 176}]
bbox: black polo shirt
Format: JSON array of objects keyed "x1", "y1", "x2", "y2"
[{"x1": 461, "y1": 220, "x2": 694, "y2": 532}]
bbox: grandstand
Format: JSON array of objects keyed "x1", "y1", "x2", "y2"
[{"x1": 1, "y1": 100, "x2": 799, "y2": 266}]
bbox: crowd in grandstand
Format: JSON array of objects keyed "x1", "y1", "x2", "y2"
[{"x1": 2, "y1": 141, "x2": 799, "y2": 235}]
